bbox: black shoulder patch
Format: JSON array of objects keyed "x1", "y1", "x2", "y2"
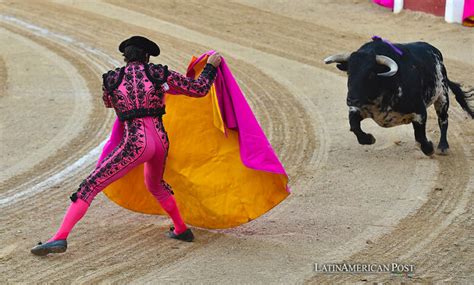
[
  {"x1": 102, "y1": 67, "x2": 125, "y2": 92},
  {"x1": 144, "y1": 63, "x2": 170, "y2": 85}
]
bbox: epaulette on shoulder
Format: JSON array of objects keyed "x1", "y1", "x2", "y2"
[
  {"x1": 144, "y1": 63, "x2": 170, "y2": 85},
  {"x1": 102, "y1": 67, "x2": 125, "y2": 92}
]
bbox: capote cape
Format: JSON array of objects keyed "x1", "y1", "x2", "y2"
[{"x1": 97, "y1": 51, "x2": 290, "y2": 229}]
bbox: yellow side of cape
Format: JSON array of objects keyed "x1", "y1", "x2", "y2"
[{"x1": 102, "y1": 58, "x2": 289, "y2": 229}]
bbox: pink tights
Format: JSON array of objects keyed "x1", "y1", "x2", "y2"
[{"x1": 48, "y1": 117, "x2": 187, "y2": 242}]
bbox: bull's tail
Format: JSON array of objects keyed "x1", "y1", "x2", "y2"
[{"x1": 448, "y1": 80, "x2": 474, "y2": 119}]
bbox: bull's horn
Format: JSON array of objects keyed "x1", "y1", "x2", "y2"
[
  {"x1": 375, "y1": 55, "x2": 398, "y2": 77},
  {"x1": 324, "y1": 53, "x2": 350, "y2": 64}
]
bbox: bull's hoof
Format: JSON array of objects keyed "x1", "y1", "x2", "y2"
[
  {"x1": 421, "y1": 141, "x2": 434, "y2": 156},
  {"x1": 358, "y1": 133, "x2": 376, "y2": 145},
  {"x1": 436, "y1": 142, "x2": 450, "y2": 155},
  {"x1": 436, "y1": 147, "x2": 450, "y2": 155}
]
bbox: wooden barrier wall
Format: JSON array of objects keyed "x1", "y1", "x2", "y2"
[{"x1": 404, "y1": 0, "x2": 447, "y2": 16}]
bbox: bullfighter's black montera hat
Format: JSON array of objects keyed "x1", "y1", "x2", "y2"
[{"x1": 119, "y1": 36, "x2": 160, "y2": 56}]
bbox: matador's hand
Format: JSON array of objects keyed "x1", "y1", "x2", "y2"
[{"x1": 208, "y1": 52, "x2": 222, "y2": 67}]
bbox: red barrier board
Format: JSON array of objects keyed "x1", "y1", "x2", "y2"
[{"x1": 404, "y1": 0, "x2": 447, "y2": 16}]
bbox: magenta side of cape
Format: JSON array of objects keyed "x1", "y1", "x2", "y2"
[
  {"x1": 96, "y1": 118, "x2": 123, "y2": 167},
  {"x1": 188, "y1": 51, "x2": 287, "y2": 176},
  {"x1": 217, "y1": 59, "x2": 288, "y2": 176},
  {"x1": 97, "y1": 53, "x2": 289, "y2": 179}
]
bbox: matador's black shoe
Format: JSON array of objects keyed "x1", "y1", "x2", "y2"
[
  {"x1": 31, "y1": 239, "x2": 67, "y2": 256},
  {"x1": 167, "y1": 226, "x2": 194, "y2": 242}
]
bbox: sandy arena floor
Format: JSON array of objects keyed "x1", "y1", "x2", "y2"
[{"x1": 0, "y1": 0, "x2": 473, "y2": 283}]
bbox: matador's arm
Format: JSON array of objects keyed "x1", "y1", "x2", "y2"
[{"x1": 166, "y1": 64, "x2": 217, "y2": 97}]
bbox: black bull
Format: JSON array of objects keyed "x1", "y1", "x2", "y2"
[{"x1": 325, "y1": 40, "x2": 474, "y2": 156}]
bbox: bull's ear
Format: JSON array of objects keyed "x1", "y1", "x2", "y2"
[{"x1": 336, "y1": 62, "x2": 348, "y2": 71}]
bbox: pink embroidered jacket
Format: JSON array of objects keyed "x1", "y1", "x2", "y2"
[{"x1": 102, "y1": 62, "x2": 217, "y2": 121}]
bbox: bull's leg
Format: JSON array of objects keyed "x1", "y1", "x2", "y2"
[
  {"x1": 434, "y1": 93, "x2": 450, "y2": 154},
  {"x1": 349, "y1": 109, "x2": 376, "y2": 145},
  {"x1": 412, "y1": 111, "x2": 434, "y2": 156}
]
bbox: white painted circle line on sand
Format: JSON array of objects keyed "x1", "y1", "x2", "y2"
[{"x1": 0, "y1": 15, "x2": 118, "y2": 207}]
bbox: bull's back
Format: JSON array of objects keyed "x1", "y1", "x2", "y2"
[
  {"x1": 400, "y1": 42, "x2": 443, "y2": 64},
  {"x1": 400, "y1": 42, "x2": 447, "y2": 108}
]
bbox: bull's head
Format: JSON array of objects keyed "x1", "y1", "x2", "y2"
[{"x1": 324, "y1": 52, "x2": 398, "y2": 107}]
